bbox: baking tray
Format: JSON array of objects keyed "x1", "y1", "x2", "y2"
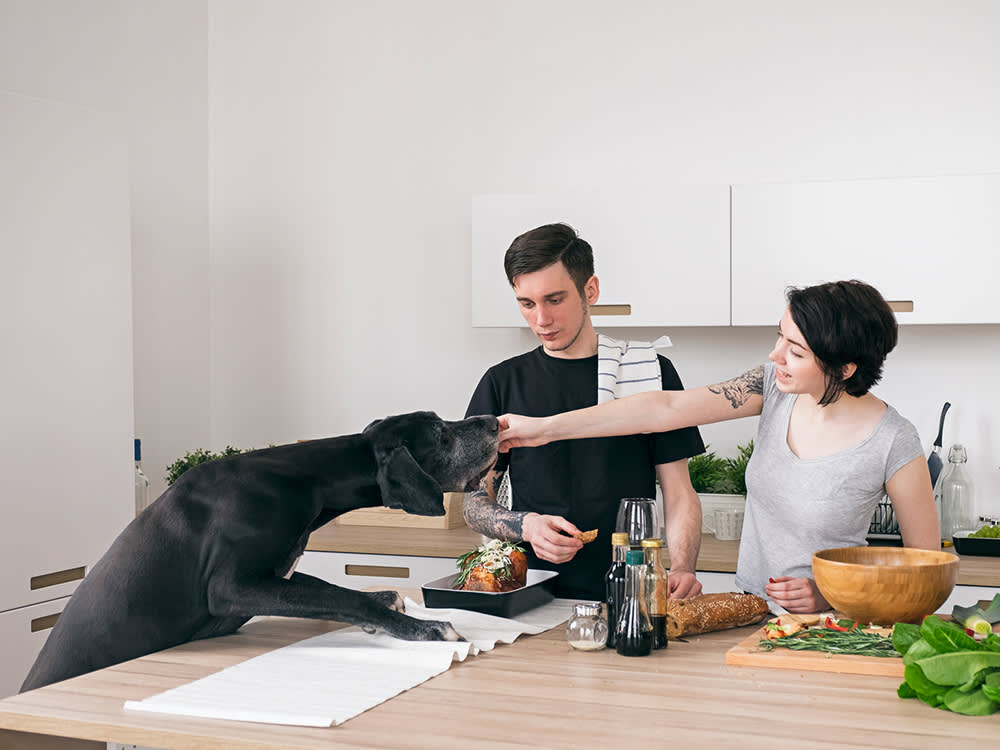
[
  {"x1": 953, "y1": 530, "x2": 1000, "y2": 556},
  {"x1": 421, "y1": 569, "x2": 559, "y2": 618}
]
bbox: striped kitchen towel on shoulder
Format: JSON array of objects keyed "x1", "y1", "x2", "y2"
[{"x1": 596, "y1": 334, "x2": 673, "y2": 404}]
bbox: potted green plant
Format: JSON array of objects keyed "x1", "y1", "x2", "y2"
[
  {"x1": 165, "y1": 446, "x2": 246, "y2": 486},
  {"x1": 685, "y1": 440, "x2": 753, "y2": 533}
]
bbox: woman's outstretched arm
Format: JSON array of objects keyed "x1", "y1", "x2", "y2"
[{"x1": 498, "y1": 366, "x2": 766, "y2": 450}]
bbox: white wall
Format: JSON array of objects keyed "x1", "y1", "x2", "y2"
[
  {"x1": 207, "y1": 1, "x2": 1000, "y2": 513},
  {"x1": 2, "y1": 1, "x2": 996, "y2": 514},
  {"x1": 0, "y1": 1, "x2": 211, "y2": 500}
]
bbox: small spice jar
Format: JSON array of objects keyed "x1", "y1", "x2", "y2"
[{"x1": 566, "y1": 602, "x2": 608, "y2": 651}]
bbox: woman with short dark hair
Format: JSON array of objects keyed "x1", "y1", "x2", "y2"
[{"x1": 497, "y1": 279, "x2": 940, "y2": 614}]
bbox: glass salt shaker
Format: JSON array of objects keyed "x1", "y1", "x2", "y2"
[{"x1": 566, "y1": 602, "x2": 608, "y2": 651}]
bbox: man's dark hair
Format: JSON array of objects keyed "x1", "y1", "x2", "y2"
[
  {"x1": 787, "y1": 279, "x2": 899, "y2": 406},
  {"x1": 503, "y1": 223, "x2": 594, "y2": 295}
]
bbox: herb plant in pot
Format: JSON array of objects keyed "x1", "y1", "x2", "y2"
[{"x1": 685, "y1": 440, "x2": 753, "y2": 534}]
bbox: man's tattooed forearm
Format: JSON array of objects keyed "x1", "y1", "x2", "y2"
[
  {"x1": 707, "y1": 365, "x2": 764, "y2": 409},
  {"x1": 462, "y1": 490, "x2": 525, "y2": 541}
]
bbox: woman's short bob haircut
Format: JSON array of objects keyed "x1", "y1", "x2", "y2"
[{"x1": 786, "y1": 279, "x2": 898, "y2": 407}]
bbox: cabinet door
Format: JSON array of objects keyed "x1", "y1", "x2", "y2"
[
  {"x1": 0, "y1": 597, "x2": 68, "y2": 698},
  {"x1": 732, "y1": 175, "x2": 1000, "y2": 325},
  {"x1": 471, "y1": 187, "x2": 731, "y2": 327},
  {"x1": 0, "y1": 92, "x2": 134, "y2": 611}
]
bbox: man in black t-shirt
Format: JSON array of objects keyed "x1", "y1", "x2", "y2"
[{"x1": 464, "y1": 223, "x2": 706, "y2": 601}]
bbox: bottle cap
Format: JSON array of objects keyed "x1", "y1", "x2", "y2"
[
  {"x1": 611, "y1": 532, "x2": 629, "y2": 546},
  {"x1": 948, "y1": 444, "x2": 968, "y2": 462},
  {"x1": 573, "y1": 602, "x2": 602, "y2": 616},
  {"x1": 625, "y1": 549, "x2": 644, "y2": 565},
  {"x1": 640, "y1": 538, "x2": 664, "y2": 548}
]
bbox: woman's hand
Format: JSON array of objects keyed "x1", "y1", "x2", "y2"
[
  {"x1": 520, "y1": 513, "x2": 583, "y2": 563},
  {"x1": 765, "y1": 576, "x2": 830, "y2": 613},
  {"x1": 497, "y1": 414, "x2": 550, "y2": 452}
]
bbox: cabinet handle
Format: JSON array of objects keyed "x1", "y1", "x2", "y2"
[
  {"x1": 31, "y1": 613, "x2": 61, "y2": 633},
  {"x1": 591, "y1": 304, "x2": 631, "y2": 316},
  {"x1": 344, "y1": 564, "x2": 410, "y2": 579},
  {"x1": 887, "y1": 300, "x2": 914, "y2": 313},
  {"x1": 30, "y1": 566, "x2": 86, "y2": 590}
]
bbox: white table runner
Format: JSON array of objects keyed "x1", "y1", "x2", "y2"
[{"x1": 124, "y1": 597, "x2": 575, "y2": 727}]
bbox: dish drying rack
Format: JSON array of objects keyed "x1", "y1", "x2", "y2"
[{"x1": 867, "y1": 497, "x2": 901, "y2": 541}]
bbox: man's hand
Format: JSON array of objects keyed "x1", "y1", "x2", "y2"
[
  {"x1": 667, "y1": 570, "x2": 702, "y2": 599},
  {"x1": 521, "y1": 513, "x2": 584, "y2": 563},
  {"x1": 766, "y1": 576, "x2": 830, "y2": 613}
]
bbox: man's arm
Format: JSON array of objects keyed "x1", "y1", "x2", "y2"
[
  {"x1": 656, "y1": 459, "x2": 703, "y2": 599},
  {"x1": 462, "y1": 458, "x2": 585, "y2": 563},
  {"x1": 462, "y1": 460, "x2": 525, "y2": 541}
]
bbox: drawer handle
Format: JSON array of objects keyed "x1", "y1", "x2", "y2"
[
  {"x1": 591, "y1": 304, "x2": 631, "y2": 316},
  {"x1": 344, "y1": 564, "x2": 410, "y2": 579},
  {"x1": 31, "y1": 613, "x2": 61, "y2": 633},
  {"x1": 887, "y1": 300, "x2": 914, "y2": 313},
  {"x1": 30, "y1": 566, "x2": 86, "y2": 590}
]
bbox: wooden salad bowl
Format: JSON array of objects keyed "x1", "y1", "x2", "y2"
[{"x1": 812, "y1": 546, "x2": 959, "y2": 625}]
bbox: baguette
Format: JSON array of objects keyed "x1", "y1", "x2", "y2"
[{"x1": 665, "y1": 592, "x2": 769, "y2": 638}]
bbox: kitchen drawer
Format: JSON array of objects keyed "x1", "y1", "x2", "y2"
[
  {"x1": 697, "y1": 571, "x2": 737, "y2": 594},
  {"x1": 0, "y1": 597, "x2": 68, "y2": 699},
  {"x1": 297, "y1": 551, "x2": 460, "y2": 591}
]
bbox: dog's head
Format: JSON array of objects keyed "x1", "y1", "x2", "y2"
[{"x1": 363, "y1": 411, "x2": 499, "y2": 515}]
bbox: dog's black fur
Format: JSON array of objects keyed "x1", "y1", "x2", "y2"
[{"x1": 21, "y1": 411, "x2": 498, "y2": 692}]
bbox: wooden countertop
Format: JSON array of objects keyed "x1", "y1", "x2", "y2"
[
  {"x1": 2, "y1": 591, "x2": 997, "y2": 750},
  {"x1": 307, "y1": 524, "x2": 1000, "y2": 586}
]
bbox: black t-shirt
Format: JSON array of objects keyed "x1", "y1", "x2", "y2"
[{"x1": 465, "y1": 346, "x2": 705, "y2": 600}]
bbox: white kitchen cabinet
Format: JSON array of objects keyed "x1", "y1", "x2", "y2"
[
  {"x1": 936, "y1": 583, "x2": 998, "y2": 615},
  {"x1": 0, "y1": 598, "x2": 69, "y2": 698},
  {"x1": 297, "y1": 551, "x2": 461, "y2": 591},
  {"x1": 0, "y1": 91, "x2": 134, "y2": 696},
  {"x1": 471, "y1": 187, "x2": 732, "y2": 327},
  {"x1": 731, "y1": 174, "x2": 1000, "y2": 325}
]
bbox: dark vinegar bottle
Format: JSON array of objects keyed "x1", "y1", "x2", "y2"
[
  {"x1": 642, "y1": 537, "x2": 669, "y2": 650},
  {"x1": 604, "y1": 532, "x2": 629, "y2": 648},
  {"x1": 615, "y1": 549, "x2": 652, "y2": 657}
]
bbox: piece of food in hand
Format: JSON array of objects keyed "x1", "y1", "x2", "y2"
[
  {"x1": 665, "y1": 592, "x2": 769, "y2": 638},
  {"x1": 572, "y1": 528, "x2": 598, "y2": 543},
  {"x1": 453, "y1": 539, "x2": 528, "y2": 592}
]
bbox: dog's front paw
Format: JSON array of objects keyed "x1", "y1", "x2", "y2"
[
  {"x1": 414, "y1": 619, "x2": 462, "y2": 642},
  {"x1": 366, "y1": 590, "x2": 404, "y2": 612}
]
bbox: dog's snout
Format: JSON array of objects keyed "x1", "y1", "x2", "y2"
[{"x1": 467, "y1": 413, "x2": 498, "y2": 433}]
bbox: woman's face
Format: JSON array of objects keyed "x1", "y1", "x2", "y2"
[{"x1": 769, "y1": 308, "x2": 828, "y2": 397}]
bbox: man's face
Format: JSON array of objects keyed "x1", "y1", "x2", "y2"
[{"x1": 512, "y1": 261, "x2": 598, "y2": 358}]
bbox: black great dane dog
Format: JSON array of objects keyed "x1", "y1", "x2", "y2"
[{"x1": 21, "y1": 411, "x2": 498, "y2": 692}]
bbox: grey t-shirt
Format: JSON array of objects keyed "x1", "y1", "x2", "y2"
[{"x1": 734, "y1": 362, "x2": 923, "y2": 604}]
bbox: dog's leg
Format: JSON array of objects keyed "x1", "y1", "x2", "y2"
[
  {"x1": 294, "y1": 570, "x2": 404, "y2": 613},
  {"x1": 206, "y1": 572, "x2": 461, "y2": 641}
]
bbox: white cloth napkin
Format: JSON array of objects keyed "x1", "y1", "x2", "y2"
[
  {"x1": 596, "y1": 334, "x2": 673, "y2": 403},
  {"x1": 123, "y1": 598, "x2": 576, "y2": 727}
]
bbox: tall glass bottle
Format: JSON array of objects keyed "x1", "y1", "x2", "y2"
[
  {"x1": 134, "y1": 438, "x2": 150, "y2": 516},
  {"x1": 940, "y1": 444, "x2": 975, "y2": 538},
  {"x1": 604, "y1": 532, "x2": 629, "y2": 648},
  {"x1": 641, "y1": 538, "x2": 669, "y2": 650},
  {"x1": 615, "y1": 549, "x2": 652, "y2": 657}
]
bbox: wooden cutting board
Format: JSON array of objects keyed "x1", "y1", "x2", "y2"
[{"x1": 725, "y1": 616, "x2": 904, "y2": 677}]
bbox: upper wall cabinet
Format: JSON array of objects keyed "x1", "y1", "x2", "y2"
[
  {"x1": 731, "y1": 175, "x2": 1000, "y2": 326},
  {"x1": 471, "y1": 187, "x2": 731, "y2": 327}
]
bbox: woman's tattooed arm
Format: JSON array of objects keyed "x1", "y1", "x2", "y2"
[
  {"x1": 462, "y1": 461, "x2": 527, "y2": 541},
  {"x1": 707, "y1": 366, "x2": 764, "y2": 410}
]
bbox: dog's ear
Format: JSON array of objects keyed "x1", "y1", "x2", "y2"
[{"x1": 374, "y1": 445, "x2": 446, "y2": 516}]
